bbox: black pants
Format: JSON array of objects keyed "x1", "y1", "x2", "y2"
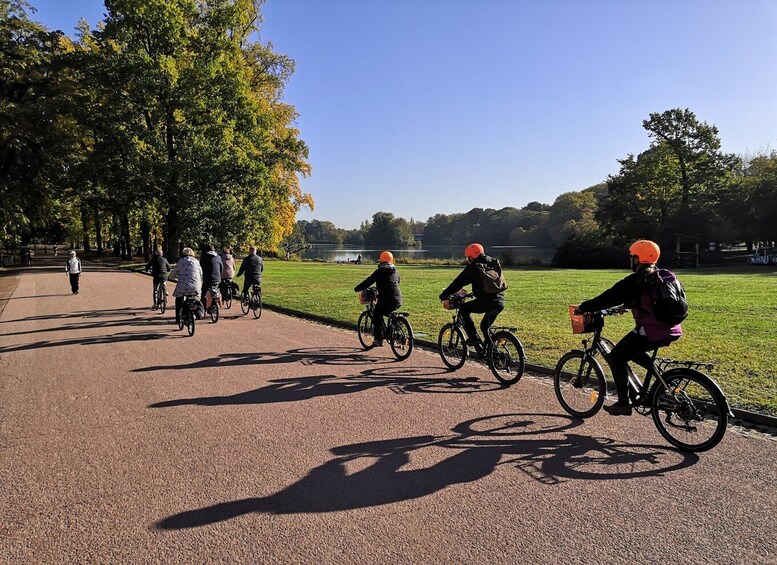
[
  {"x1": 606, "y1": 331, "x2": 676, "y2": 405},
  {"x1": 459, "y1": 297, "x2": 504, "y2": 343},
  {"x1": 242, "y1": 278, "x2": 261, "y2": 296},
  {"x1": 372, "y1": 301, "x2": 400, "y2": 341},
  {"x1": 68, "y1": 273, "x2": 80, "y2": 293}
]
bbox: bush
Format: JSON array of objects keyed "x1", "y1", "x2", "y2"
[{"x1": 552, "y1": 241, "x2": 625, "y2": 268}]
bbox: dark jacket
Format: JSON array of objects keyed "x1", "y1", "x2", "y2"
[
  {"x1": 200, "y1": 250, "x2": 223, "y2": 288},
  {"x1": 354, "y1": 263, "x2": 402, "y2": 307},
  {"x1": 439, "y1": 255, "x2": 505, "y2": 302},
  {"x1": 237, "y1": 253, "x2": 264, "y2": 283},
  {"x1": 578, "y1": 267, "x2": 683, "y2": 342},
  {"x1": 145, "y1": 256, "x2": 171, "y2": 279}
]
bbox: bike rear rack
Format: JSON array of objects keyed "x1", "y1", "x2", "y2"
[{"x1": 656, "y1": 358, "x2": 714, "y2": 372}]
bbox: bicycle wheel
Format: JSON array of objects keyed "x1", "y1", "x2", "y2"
[
  {"x1": 554, "y1": 351, "x2": 607, "y2": 418},
  {"x1": 651, "y1": 369, "x2": 728, "y2": 452},
  {"x1": 224, "y1": 288, "x2": 232, "y2": 310},
  {"x1": 357, "y1": 311, "x2": 375, "y2": 349},
  {"x1": 389, "y1": 317, "x2": 414, "y2": 360},
  {"x1": 210, "y1": 303, "x2": 219, "y2": 323},
  {"x1": 177, "y1": 313, "x2": 185, "y2": 331},
  {"x1": 488, "y1": 331, "x2": 525, "y2": 385},
  {"x1": 240, "y1": 293, "x2": 250, "y2": 315},
  {"x1": 252, "y1": 294, "x2": 262, "y2": 319},
  {"x1": 187, "y1": 315, "x2": 196, "y2": 337},
  {"x1": 438, "y1": 323, "x2": 467, "y2": 370}
]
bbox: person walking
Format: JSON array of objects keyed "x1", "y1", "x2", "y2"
[{"x1": 66, "y1": 251, "x2": 82, "y2": 294}]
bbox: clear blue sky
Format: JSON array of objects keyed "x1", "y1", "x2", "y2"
[{"x1": 31, "y1": 0, "x2": 777, "y2": 229}]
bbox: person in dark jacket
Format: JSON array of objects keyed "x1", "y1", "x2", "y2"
[
  {"x1": 237, "y1": 246, "x2": 264, "y2": 298},
  {"x1": 354, "y1": 251, "x2": 403, "y2": 346},
  {"x1": 439, "y1": 243, "x2": 506, "y2": 348},
  {"x1": 199, "y1": 244, "x2": 223, "y2": 310},
  {"x1": 577, "y1": 240, "x2": 683, "y2": 416},
  {"x1": 145, "y1": 249, "x2": 171, "y2": 309}
]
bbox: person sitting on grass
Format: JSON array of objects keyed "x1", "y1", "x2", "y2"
[{"x1": 354, "y1": 251, "x2": 403, "y2": 347}]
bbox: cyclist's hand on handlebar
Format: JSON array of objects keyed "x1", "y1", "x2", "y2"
[{"x1": 617, "y1": 304, "x2": 627, "y2": 314}]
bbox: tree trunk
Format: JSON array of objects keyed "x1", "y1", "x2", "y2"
[
  {"x1": 80, "y1": 204, "x2": 92, "y2": 252},
  {"x1": 140, "y1": 219, "x2": 151, "y2": 261},
  {"x1": 164, "y1": 207, "x2": 180, "y2": 262},
  {"x1": 94, "y1": 206, "x2": 103, "y2": 255},
  {"x1": 121, "y1": 213, "x2": 132, "y2": 260}
]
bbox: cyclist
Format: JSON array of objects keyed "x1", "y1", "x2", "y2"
[
  {"x1": 145, "y1": 249, "x2": 171, "y2": 309},
  {"x1": 576, "y1": 240, "x2": 683, "y2": 416},
  {"x1": 439, "y1": 243, "x2": 506, "y2": 349},
  {"x1": 220, "y1": 246, "x2": 236, "y2": 298},
  {"x1": 354, "y1": 251, "x2": 402, "y2": 346},
  {"x1": 199, "y1": 244, "x2": 223, "y2": 312},
  {"x1": 237, "y1": 246, "x2": 264, "y2": 300},
  {"x1": 171, "y1": 247, "x2": 202, "y2": 326}
]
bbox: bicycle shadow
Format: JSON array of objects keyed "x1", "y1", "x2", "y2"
[
  {"x1": 0, "y1": 328, "x2": 179, "y2": 353},
  {"x1": 134, "y1": 347, "x2": 395, "y2": 373},
  {"x1": 0, "y1": 307, "x2": 152, "y2": 325},
  {"x1": 148, "y1": 367, "x2": 500, "y2": 408},
  {"x1": 156, "y1": 413, "x2": 698, "y2": 530}
]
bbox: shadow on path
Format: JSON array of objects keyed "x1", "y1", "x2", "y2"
[
  {"x1": 149, "y1": 368, "x2": 499, "y2": 408},
  {"x1": 156, "y1": 413, "x2": 698, "y2": 530}
]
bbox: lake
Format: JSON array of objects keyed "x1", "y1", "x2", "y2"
[{"x1": 299, "y1": 244, "x2": 556, "y2": 265}]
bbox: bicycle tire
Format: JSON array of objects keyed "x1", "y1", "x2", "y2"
[
  {"x1": 651, "y1": 368, "x2": 728, "y2": 452},
  {"x1": 438, "y1": 323, "x2": 467, "y2": 370},
  {"x1": 210, "y1": 303, "x2": 219, "y2": 323},
  {"x1": 554, "y1": 350, "x2": 607, "y2": 418},
  {"x1": 187, "y1": 316, "x2": 196, "y2": 337},
  {"x1": 488, "y1": 331, "x2": 525, "y2": 385},
  {"x1": 389, "y1": 317, "x2": 414, "y2": 360},
  {"x1": 253, "y1": 294, "x2": 262, "y2": 319},
  {"x1": 224, "y1": 288, "x2": 232, "y2": 310},
  {"x1": 177, "y1": 314, "x2": 185, "y2": 331},
  {"x1": 357, "y1": 311, "x2": 375, "y2": 349},
  {"x1": 159, "y1": 297, "x2": 166, "y2": 315},
  {"x1": 240, "y1": 294, "x2": 250, "y2": 315}
]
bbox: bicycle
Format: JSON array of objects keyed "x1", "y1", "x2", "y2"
[
  {"x1": 220, "y1": 278, "x2": 234, "y2": 310},
  {"x1": 438, "y1": 291, "x2": 525, "y2": 385},
  {"x1": 356, "y1": 287, "x2": 414, "y2": 360},
  {"x1": 204, "y1": 285, "x2": 220, "y2": 323},
  {"x1": 177, "y1": 293, "x2": 199, "y2": 337},
  {"x1": 554, "y1": 307, "x2": 730, "y2": 452},
  {"x1": 153, "y1": 279, "x2": 168, "y2": 314},
  {"x1": 241, "y1": 284, "x2": 263, "y2": 318}
]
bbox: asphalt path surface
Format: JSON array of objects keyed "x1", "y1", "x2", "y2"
[{"x1": 1, "y1": 266, "x2": 775, "y2": 564}]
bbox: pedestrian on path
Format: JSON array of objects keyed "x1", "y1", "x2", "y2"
[{"x1": 66, "y1": 251, "x2": 82, "y2": 294}]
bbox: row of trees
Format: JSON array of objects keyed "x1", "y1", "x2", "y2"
[
  {"x1": 296, "y1": 109, "x2": 776, "y2": 265},
  {"x1": 1, "y1": 0, "x2": 312, "y2": 260}
]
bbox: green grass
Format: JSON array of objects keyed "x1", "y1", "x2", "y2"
[{"x1": 233, "y1": 261, "x2": 777, "y2": 416}]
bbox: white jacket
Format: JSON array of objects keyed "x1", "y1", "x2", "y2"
[
  {"x1": 66, "y1": 258, "x2": 82, "y2": 274},
  {"x1": 171, "y1": 256, "x2": 203, "y2": 298}
]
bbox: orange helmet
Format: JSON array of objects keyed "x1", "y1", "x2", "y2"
[
  {"x1": 379, "y1": 251, "x2": 394, "y2": 263},
  {"x1": 629, "y1": 240, "x2": 660, "y2": 264},
  {"x1": 464, "y1": 243, "x2": 484, "y2": 260}
]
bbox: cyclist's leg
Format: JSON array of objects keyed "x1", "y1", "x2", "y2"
[
  {"x1": 459, "y1": 300, "x2": 487, "y2": 343},
  {"x1": 479, "y1": 300, "x2": 505, "y2": 342},
  {"x1": 607, "y1": 332, "x2": 656, "y2": 405},
  {"x1": 372, "y1": 302, "x2": 391, "y2": 342}
]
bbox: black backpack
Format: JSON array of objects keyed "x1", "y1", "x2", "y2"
[
  {"x1": 475, "y1": 257, "x2": 508, "y2": 294},
  {"x1": 649, "y1": 269, "x2": 688, "y2": 325}
]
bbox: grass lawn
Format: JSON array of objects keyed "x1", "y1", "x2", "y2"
[{"x1": 233, "y1": 261, "x2": 777, "y2": 416}]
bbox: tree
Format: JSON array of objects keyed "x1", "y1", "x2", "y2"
[{"x1": 364, "y1": 212, "x2": 415, "y2": 247}]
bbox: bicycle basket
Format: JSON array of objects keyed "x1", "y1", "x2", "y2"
[
  {"x1": 443, "y1": 289, "x2": 467, "y2": 310},
  {"x1": 358, "y1": 288, "x2": 378, "y2": 304},
  {"x1": 569, "y1": 304, "x2": 603, "y2": 334}
]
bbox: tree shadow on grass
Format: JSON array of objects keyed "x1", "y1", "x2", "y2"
[{"x1": 156, "y1": 413, "x2": 698, "y2": 530}]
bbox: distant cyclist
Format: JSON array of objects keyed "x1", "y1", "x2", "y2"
[
  {"x1": 171, "y1": 247, "x2": 202, "y2": 325},
  {"x1": 220, "y1": 246, "x2": 236, "y2": 297},
  {"x1": 439, "y1": 243, "x2": 507, "y2": 348},
  {"x1": 199, "y1": 244, "x2": 223, "y2": 311},
  {"x1": 237, "y1": 246, "x2": 264, "y2": 299},
  {"x1": 354, "y1": 251, "x2": 403, "y2": 346},
  {"x1": 576, "y1": 240, "x2": 683, "y2": 416},
  {"x1": 145, "y1": 249, "x2": 171, "y2": 309}
]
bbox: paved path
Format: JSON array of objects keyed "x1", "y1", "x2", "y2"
[{"x1": 1, "y1": 268, "x2": 775, "y2": 564}]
